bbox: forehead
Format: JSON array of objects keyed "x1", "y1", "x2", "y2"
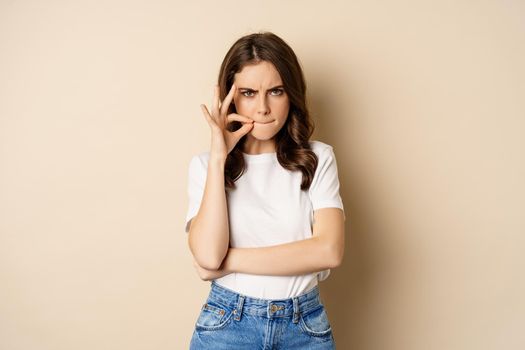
[{"x1": 233, "y1": 61, "x2": 282, "y2": 87}]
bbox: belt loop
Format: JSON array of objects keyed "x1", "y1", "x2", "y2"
[
  {"x1": 233, "y1": 295, "x2": 245, "y2": 321},
  {"x1": 293, "y1": 297, "x2": 300, "y2": 324}
]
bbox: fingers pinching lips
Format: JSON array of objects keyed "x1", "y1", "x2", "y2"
[{"x1": 227, "y1": 113, "x2": 252, "y2": 124}]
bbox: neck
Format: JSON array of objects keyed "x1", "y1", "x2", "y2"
[{"x1": 242, "y1": 136, "x2": 276, "y2": 155}]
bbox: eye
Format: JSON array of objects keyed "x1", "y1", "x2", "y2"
[
  {"x1": 241, "y1": 91, "x2": 255, "y2": 97},
  {"x1": 270, "y1": 89, "x2": 284, "y2": 96}
]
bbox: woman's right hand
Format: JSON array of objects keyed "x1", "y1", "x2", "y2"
[{"x1": 200, "y1": 84, "x2": 254, "y2": 161}]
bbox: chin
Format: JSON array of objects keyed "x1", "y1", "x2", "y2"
[{"x1": 247, "y1": 129, "x2": 278, "y2": 141}]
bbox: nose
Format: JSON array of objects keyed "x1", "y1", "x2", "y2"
[{"x1": 257, "y1": 93, "x2": 270, "y2": 116}]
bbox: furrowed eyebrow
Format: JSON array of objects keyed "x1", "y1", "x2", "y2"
[{"x1": 238, "y1": 85, "x2": 284, "y2": 91}]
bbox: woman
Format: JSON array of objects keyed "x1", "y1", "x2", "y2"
[{"x1": 185, "y1": 31, "x2": 346, "y2": 349}]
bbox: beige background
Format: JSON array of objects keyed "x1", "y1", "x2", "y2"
[{"x1": 1, "y1": 0, "x2": 524, "y2": 349}]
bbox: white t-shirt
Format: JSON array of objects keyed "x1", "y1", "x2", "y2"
[{"x1": 184, "y1": 140, "x2": 345, "y2": 299}]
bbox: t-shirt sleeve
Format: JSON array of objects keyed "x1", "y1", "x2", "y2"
[
  {"x1": 184, "y1": 154, "x2": 207, "y2": 233},
  {"x1": 317, "y1": 269, "x2": 331, "y2": 282},
  {"x1": 308, "y1": 146, "x2": 346, "y2": 220}
]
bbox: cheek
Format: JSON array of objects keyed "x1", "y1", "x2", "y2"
[
  {"x1": 235, "y1": 98, "x2": 254, "y2": 113},
  {"x1": 272, "y1": 99, "x2": 290, "y2": 115}
]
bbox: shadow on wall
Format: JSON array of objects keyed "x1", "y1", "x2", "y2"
[{"x1": 308, "y1": 69, "x2": 380, "y2": 349}]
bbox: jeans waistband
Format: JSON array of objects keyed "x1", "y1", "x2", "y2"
[{"x1": 208, "y1": 281, "x2": 322, "y2": 323}]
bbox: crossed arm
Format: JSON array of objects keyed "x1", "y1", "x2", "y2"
[{"x1": 191, "y1": 207, "x2": 345, "y2": 281}]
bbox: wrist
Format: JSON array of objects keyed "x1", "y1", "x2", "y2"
[{"x1": 209, "y1": 154, "x2": 226, "y2": 168}]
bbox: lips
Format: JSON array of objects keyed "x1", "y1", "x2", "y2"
[{"x1": 254, "y1": 120, "x2": 274, "y2": 124}]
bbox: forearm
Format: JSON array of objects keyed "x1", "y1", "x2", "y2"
[
  {"x1": 222, "y1": 236, "x2": 336, "y2": 276},
  {"x1": 188, "y1": 156, "x2": 229, "y2": 270}
]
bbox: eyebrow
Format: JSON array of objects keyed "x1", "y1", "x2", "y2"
[{"x1": 237, "y1": 85, "x2": 284, "y2": 91}]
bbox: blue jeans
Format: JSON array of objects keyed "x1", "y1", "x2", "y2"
[{"x1": 189, "y1": 280, "x2": 336, "y2": 349}]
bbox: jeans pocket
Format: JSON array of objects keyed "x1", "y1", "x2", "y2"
[
  {"x1": 195, "y1": 299, "x2": 234, "y2": 332},
  {"x1": 298, "y1": 304, "x2": 333, "y2": 337}
]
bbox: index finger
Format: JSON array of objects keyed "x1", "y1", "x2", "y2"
[{"x1": 220, "y1": 84, "x2": 236, "y2": 116}]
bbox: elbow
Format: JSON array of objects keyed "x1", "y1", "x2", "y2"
[
  {"x1": 193, "y1": 254, "x2": 223, "y2": 271},
  {"x1": 188, "y1": 232, "x2": 226, "y2": 271},
  {"x1": 330, "y1": 254, "x2": 343, "y2": 268},
  {"x1": 189, "y1": 246, "x2": 224, "y2": 271},
  {"x1": 204, "y1": 258, "x2": 224, "y2": 271},
  {"x1": 326, "y1": 244, "x2": 344, "y2": 269},
  {"x1": 191, "y1": 258, "x2": 216, "y2": 281},
  {"x1": 197, "y1": 272, "x2": 212, "y2": 281}
]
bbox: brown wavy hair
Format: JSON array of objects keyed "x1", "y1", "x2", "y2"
[{"x1": 218, "y1": 31, "x2": 318, "y2": 191}]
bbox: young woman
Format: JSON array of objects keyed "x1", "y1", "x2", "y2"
[{"x1": 185, "y1": 31, "x2": 346, "y2": 349}]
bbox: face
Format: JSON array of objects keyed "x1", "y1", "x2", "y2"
[{"x1": 232, "y1": 61, "x2": 290, "y2": 152}]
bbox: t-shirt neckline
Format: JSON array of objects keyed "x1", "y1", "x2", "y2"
[{"x1": 241, "y1": 151, "x2": 277, "y2": 163}]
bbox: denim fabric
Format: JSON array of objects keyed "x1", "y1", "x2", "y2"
[{"x1": 189, "y1": 281, "x2": 336, "y2": 349}]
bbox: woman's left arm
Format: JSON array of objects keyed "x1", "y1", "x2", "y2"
[{"x1": 193, "y1": 208, "x2": 345, "y2": 280}]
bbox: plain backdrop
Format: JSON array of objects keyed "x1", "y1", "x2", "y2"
[{"x1": 1, "y1": 0, "x2": 524, "y2": 349}]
